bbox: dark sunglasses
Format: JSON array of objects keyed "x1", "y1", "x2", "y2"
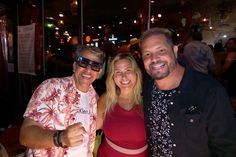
[{"x1": 76, "y1": 56, "x2": 103, "y2": 72}]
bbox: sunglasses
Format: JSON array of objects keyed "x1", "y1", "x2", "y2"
[{"x1": 76, "y1": 56, "x2": 103, "y2": 72}]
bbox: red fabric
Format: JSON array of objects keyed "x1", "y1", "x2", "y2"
[{"x1": 98, "y1": 104, "x2": 148, "y2": 157}]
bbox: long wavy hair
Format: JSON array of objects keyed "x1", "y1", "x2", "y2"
[{"x1": 105, "y1": 53, "x2": 143, "y2": 114}]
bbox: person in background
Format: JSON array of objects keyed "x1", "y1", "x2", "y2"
[
  {"x1": 139, "y1": 27, "x2": 236, "y2": 157},
  {"x1": 183, "y1": 26, "x2": 216, "y2": 75},
  {"x1": 19, "y1": 45, "x2": 106, "y2": 157},
  {"x1": 208, "y1": 44, "x2": 214, "y2": 51},
  {"x1": 93, "y1": 37, "x2": 118, "y2": 96},
  {"x1": 129, "y1": 38, "x2": 145, "y2": 74},
  {"x1": 96, "y1": 53, "x2": 148, "y2": 157},
  {"x1": 129, "y1": 37, "x2": 141, "y2": 59},
  {"x1": 213, "y1": 41, "x2": 224, "y2": 53},
  {"x1": 213, "y1": 41, "x2": 227, "y2": 85},
  {"x1": 216, "y1": 37, "x2": 236, "y2": 98}
]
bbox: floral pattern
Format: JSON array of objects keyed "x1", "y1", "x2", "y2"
[
  {"x1": 24, "y1": 76, "x2": 98, "y2": 157},
  {"x1": 147, "y1": 84, "x2": 177, "y2": 157}
]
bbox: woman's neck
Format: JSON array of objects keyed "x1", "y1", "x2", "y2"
[{"x1": 118, "y1": 93, "x2": 135, "y2": 111}]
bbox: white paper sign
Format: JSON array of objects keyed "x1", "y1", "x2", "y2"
[{"x1": 17, "y1": 23, "x2": 36, "y2": 75}]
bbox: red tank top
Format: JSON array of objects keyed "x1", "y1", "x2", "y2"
[{"x1": 97, "y1": 104, "x2": 148, "y2": 157}]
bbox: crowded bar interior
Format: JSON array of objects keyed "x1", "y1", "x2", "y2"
[{"x1": 0, "y1": 0, "x2": 236, "y2": 156}]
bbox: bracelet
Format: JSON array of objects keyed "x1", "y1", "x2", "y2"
[
  {"x1": 57, "y1": 130, "x2": 64, "y2": 147},
  {"x1": 53, "y1": 130, "x2": 64, "y2": 147},
  {"x1": 53, "y1": 131, "x2": 60, "y2": 147}
]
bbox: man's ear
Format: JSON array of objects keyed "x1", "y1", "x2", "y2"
[
  {"x1": 73, "y1": 62, "x2": 76, "y2": 72},
  {"x1": 173, "y1": 45, "x2": 178, "y2": 58},
  {"x1": 97, "y1": 63, "x2": 105, "y2": 79}
]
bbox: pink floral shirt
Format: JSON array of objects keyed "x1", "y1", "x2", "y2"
[{"x1": 23, "y1": 76, "x2": 98, "y2": 157}]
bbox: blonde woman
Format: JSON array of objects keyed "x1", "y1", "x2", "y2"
[{"x1": 96, "y1": 53, "x2": 148, "y2": 157}]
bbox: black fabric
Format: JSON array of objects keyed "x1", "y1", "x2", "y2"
[
  {"x1": 222, "y1": 61, "x2": 236, "y2": 97},
  {"x1": 142, "y1": 68, "x2": 236, "y2": 157}
]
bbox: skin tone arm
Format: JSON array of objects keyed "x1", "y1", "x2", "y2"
[
  {"x1": 19, "y1": 118, "x2": 86, "y2": 148},
  {"x1": 96, "y1": 93, "x2": 106, "y2": 130}
]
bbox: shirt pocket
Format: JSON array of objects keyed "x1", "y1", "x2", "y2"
[{"x1": 184, "y1": 114, "x2": 205, "y2": 141}]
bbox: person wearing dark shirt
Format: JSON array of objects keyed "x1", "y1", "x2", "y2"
[
  {"x1": 216, "y1": 37, "x2": 236, "y2": 97},
  {"x1": 139, "y1": 27, "x2": 236, "y2": 157}
]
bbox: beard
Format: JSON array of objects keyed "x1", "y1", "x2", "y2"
[{"x1": 147, "y1": 61, "x2": 177, "y2": 80}]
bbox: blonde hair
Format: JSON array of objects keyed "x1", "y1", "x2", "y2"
[{"x1": 105, "y1": 53, "x2": 143, "y2": 114}]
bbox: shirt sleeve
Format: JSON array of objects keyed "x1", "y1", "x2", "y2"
[
  {"x1": 206, "y1": 85, "x2": 236, "y2": 157},
  {"x1": 23, "y1": 78, "x2": 61, "y2": 127}
]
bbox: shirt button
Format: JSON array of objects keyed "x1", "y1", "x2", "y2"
[
  {"x1": 189, "y1": 119, "x2": 194, "y2": 123},
  {"x1": 170, "y1": 123, "x2": 174, "y2": 126},
  {"x1": 173, "y1": 143, "x2": 177, "y2": 147}
]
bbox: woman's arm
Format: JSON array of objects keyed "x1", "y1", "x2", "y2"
[{"x1": 96, "y1": 93, "x2": 106, "y2": 130}]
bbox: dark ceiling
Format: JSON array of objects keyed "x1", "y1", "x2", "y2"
[
  {"x1": 45, "y1": 0, "x2": 145, "y2": 25},
  {"x1": 41, "y1": 0, "x2": 236, "y2": 43},
  {"x1": 1, "y1": 0, "x2": 235, "y2": 43},
  {"x1": 44, "y1": 0, "x2": 236, "y2": 26},
  {"x1": 1, "y1": 0, "x2": 235, "y2": 27}
]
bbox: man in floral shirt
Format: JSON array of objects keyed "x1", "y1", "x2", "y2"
[{"x1": 19, "y1": 45, "x2": 106, "y2": 157}]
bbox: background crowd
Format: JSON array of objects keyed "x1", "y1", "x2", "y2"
[{"x1": 0, "y1": 26, "x2": 236, "y2": 156}]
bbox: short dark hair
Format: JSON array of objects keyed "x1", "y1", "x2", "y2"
[
  {"x1": 227, "y1": 37, "x2": 236, "y2": 44},
  {"x1": 190, "y1": 25, "x2": 203, "y2": 41},
  {"x1": 139, "y1": 27, "x2": 174, "y2": 48},
  {"x1": 191, "y1": 31, "x2": 203, "y2": 41}
]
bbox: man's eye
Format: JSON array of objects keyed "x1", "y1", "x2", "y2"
[
  {"x1": 159, "y1": 49, "x2": 166, "y2": 54},
  {"x1": 143, "y1": 53, "x2": 150, "y2": 58}
]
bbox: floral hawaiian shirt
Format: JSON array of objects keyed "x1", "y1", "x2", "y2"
[{"x1": 23, "y1": 76, "x2": 98, "y2": 157}]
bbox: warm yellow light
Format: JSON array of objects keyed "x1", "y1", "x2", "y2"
[
  {"x1": 55, "y1": 31, "x2": 59, "y2": 36},
  {"x1": 59, "y1": 20, "x2": 64, "y2": 25},
  {"x1": 59, "y1": 13, "x2": 64, "y2": 17},
  {"x1": 151, "y1": 16, "x2": 155, "y2": 23},
  {"x1": 93, "y1": 39, "x2": 99, "y2": 42},
  {"x1": 203, "y1": 17, "x2": 207, "y2": 22}
]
